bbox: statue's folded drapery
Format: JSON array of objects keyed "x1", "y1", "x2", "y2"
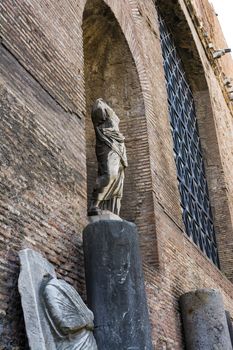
[
  {"x1": 42, "y1": 277, "x2": 97, "y2": 350},
  {"x1": 57, "y1": 331, "x2": 97, "y2": 350}
]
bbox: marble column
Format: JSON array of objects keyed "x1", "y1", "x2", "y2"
[
  {"x1": 180, "y1": 289, "x2": 232, "y2": 350},
  {"x1": 225, "y1": 311, "x2": 233, "y2": 346}
]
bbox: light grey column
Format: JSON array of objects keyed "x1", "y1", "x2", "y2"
[
  {"x1": 226, "y1": 311, "x2": 233, "y2": 346},
  {"x1": 180, "y1": 289, "x2": 232, "y2": 350},
  {"x1": 83, "y1": 219, "x2": 153, "y2": 350}
]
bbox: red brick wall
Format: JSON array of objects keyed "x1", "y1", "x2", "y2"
[
  {"x1": 0, "y1": 0, "x2": 232, "y2": 349},
  {"x1": 0, "y1": 44, "x2": 87, "y2": 348}
]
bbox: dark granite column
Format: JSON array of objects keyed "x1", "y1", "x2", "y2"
[{"x1": 83, "y1": 219, "x2": 153, "y2": 350}]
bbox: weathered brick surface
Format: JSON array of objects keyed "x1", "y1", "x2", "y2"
[
  {"x1": 0, "y1": 0, "x2": 233, "y2": 349},
  {"x1": 0, "y1": 43, "x2": 87, "y2": 348},
  {"x1": 189, "y1": 0, "x2": 233, "y2": 81}
]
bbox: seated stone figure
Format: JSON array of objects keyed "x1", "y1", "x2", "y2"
[
  {"x1": 41, "y1": 275, "x2": 97, "y2": 350},
  {"x1": 88, "y1": 98, "x2": 128, "y2": 216}
]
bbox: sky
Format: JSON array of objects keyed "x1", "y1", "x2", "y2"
[{"x1": 210, "y1": 0, "x2": 233, "y2": 54}]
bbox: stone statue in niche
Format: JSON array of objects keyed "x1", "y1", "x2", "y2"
[
  {"x1": 41, "y1": 275, "x2": 98, "y2": 350},
  {"x1": 88, "y1": 98, "x2": 128, "y2": 216}
]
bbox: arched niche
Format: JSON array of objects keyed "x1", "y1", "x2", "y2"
[
  {"x1": 157, "y1": 0, "x2": 233, "y2": 281},
  {"x1": 82, "y1": 0, "x2": 147, "y2": 225}
]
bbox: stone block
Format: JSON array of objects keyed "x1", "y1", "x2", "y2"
[
  {"x1": 18, "y1": 249, "x2": 56, "y2": 350},
  {"x1": 88, "y1": 210, "x2": 122, "y2": 223}
]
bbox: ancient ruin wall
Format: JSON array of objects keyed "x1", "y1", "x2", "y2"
[{"x1": 0, "y1": 0, "x2": 232, "y2": 348}]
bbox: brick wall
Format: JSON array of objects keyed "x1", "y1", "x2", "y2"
[
  {"x1": 0, "y1": 0, "x2": 232, "y2": 348},
  {"x1": 0, "y1": 44, "x2": 87, "y2": 348}
]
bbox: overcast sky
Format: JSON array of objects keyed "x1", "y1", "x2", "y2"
[{"x1": 210, "y1": 0, "x2": 233, "y2": 54}]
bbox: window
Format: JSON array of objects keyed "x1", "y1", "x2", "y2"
[{"x1": 159, "y1": 16, "x2": 219, "y2": 266}]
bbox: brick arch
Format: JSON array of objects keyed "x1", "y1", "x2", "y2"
[
  {"x1": 80, "y1": 0, "x2": 152, "y2": 101},
  {"x1": 81, "y1": 0, "x2": 159, "y2": 266},
  {"x1": 157, "y1": 0, "x2": 233, "y2": 280}
]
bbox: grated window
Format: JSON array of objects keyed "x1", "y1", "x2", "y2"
[{"x1": 159, "y1": 16, "x2": 219, "y2": 266}]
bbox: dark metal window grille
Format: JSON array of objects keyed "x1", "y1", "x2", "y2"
[{"x1": 159, "y1": 16, "x2": 219, "y2": 266}]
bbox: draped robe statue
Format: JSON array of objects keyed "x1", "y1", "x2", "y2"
[
  {"x1": 41, "y1": 275, "x2": 98, "y2": 350},
  {"x1": 88, "y1": 98, "x2": 128, "y2": 216}
]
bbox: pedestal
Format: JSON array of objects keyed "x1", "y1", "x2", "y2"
[
  {"x1": 83, "y1": 219, "x2": 153, "y2": 350},
  {"x1": 180, "y1": 289, "x2": 232, "y2": 350}
]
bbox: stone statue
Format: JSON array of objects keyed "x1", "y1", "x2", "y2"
[
  {"x1": 18, "y1": 249, "x2": 97, "y2": 350},
  {"x1": 41, "y1": 275, "x2": 98, "y2": 350},
  {"x1": 88, "y1": 98, "x2": 128, "y2": 216}
]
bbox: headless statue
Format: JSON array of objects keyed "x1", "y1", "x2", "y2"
[
  {"x1": 41, "y1": 275, "x2": 98, "y2": 350},
  {"x1": 88, "y1": 98, "x2": 128, "y2": 216}
]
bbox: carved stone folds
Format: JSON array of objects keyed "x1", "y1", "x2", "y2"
[{"x1": 18, "y1": 249, "x2": 97, "y2": 350}]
